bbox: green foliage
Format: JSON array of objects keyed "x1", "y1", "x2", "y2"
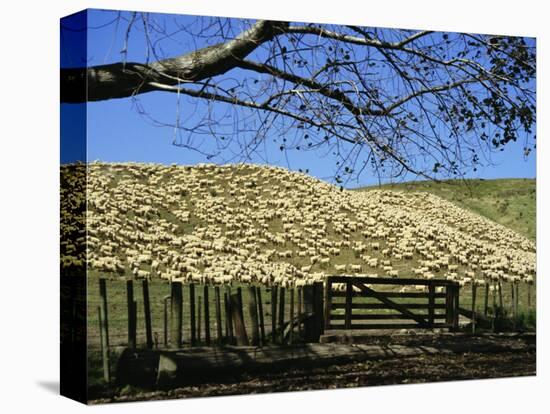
[
  {"x1": 490, "y1": 306, "x2": 536, "y2": 333},
  {"x1": 515, "y1": 309, "x2": 537, "y2": 332}
]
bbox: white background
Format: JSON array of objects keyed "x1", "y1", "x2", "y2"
[{"x1": 0, "y1": 0, "x2": 547, "y2": 412}]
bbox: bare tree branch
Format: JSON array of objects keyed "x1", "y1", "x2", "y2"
[{"x1": 60, "y1": 14, "x2": 536, "y2": 182}]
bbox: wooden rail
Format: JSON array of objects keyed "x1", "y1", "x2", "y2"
[{"x1": 324, "y1": 276, "x2": 460, "y2": 331}]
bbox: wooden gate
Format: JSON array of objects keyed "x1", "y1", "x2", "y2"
[{"x1": 324, "y1": 276, "x2": 460, "y2": 331}]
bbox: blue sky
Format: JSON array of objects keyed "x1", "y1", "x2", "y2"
[{"x1": 61, "y1": 9, "x2": 536, "y2": 187}]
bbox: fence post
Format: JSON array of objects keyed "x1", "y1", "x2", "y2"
[
  {"x1": 237, "y1": 287, "x2": 245, "y2": 343},
  {"x1": 483, "y1": 281, "x2": 489, "y2": 318},
  {"x1": 428, "y1": 283, "x2": 435, "y2": 327},
  {"x1": 189, "y1": 283, "x2": 196, "y2": 346},
  {"x1": 453, "y1": 283, "x2": 460, "y2": 330},
  {"x1": 230, "y1": 292, "x2": 249, "y2": 346},
  {"x1": 498, "y1": 280, "x2": 503, "y2": 309},
  {"x1": 324, "y1": 279, "x2": 332, "y2": 331},
  {"x1": 445, "y1": 284, "x2": 453, "y2": 328},
  {"x1": 247, "y1": 286, "x2": 260, "y2": 346},
  {"x1": 197, "y1": 294, "x2": 202, "y2": 343},
  {"x1": 491, "y1": 283, "x2": 498, "y2": 332},
  {"x1": 126, "y1": 280, "x2": 137, "y2": 349},
  {"x1": 271, "y1": 286, "x2": 278, "y2": 343},
  {"x1": 510, "y1": 281, "x2": 515, "y2": 330},
  {"x1": 224, "y1": 289, "x2": 234, "y2": 344},
  {"x1": 256, "y1": 286, "x2": 266, "y2": 345},
  {"x1": 204, "y1": 285, "x2": 211, "y2": 346},
  {"x1": 98, "y1": 279, "x2": 110, "y2": 382},
  {"x1": 297, "y1": 287, "x2": 303, "y2": 336},
  {"x1": 345, "y1": 282, "x2": 353, "y2": 330},
  {"x1": 515, "y1": 282, "x2": 520, "y2": 316},
  {"x1": 170, "y1": 282, "x2": 183, "y2": 348},
  {"x1": 471, "y1": 282, "x2": 477, "y2": 334},
  {"x1": 303, "y1": 285, "x2": 315, "y2": 342},
  {"x1": 278, "y1": 287, "x2": 286, "y2": 343},
  {"x1": 516, "y1": 282, "x2": 520, "y2": 311},
  {"x1": 289, "y1": 288, "x2": 295, "y2": 344},
  {"x1": 142, "y1": 279, "x2": 153, "y2": 349},
  {"x1": 512, "y1": 281, "x2": 518, "y2": 329},
  {"x1": 163, "y1": 295, "x2": 170, "y2": 347},
  {"x1": 237, "y1": 288, "x2": 246, "y2": 335},
  {"x1": 214, "y1": 286, "x2": 223, "y2": 345},
  {"x1": 314, "y1": 282, "x2": 324, "y2": 336}
]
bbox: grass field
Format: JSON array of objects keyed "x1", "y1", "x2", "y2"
[{"x1": 356, "y1": 178, "x2": 536, "y2": 241}]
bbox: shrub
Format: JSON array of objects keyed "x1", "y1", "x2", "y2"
[{"x1": 491, "y1": 306, "x2": 536, "y2": 332}]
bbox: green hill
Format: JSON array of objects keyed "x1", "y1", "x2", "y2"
[{"x1": 357, "y1": 179, "x2": 536, "y2": 241}]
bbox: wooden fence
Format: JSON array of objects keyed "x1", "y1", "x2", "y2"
[
  {"x1": 80, "y1": 274, "x2": 537, "y2": 382},
  {"x1": 91, "y1": 278, "x2": 325, "y2": 379},
  {"x1": 324, "y1": 276, "x2": 460, "y2": 331}
]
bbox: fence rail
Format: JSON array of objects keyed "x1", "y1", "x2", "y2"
[{"x1": 324, "y1": 276, "x2": 460, "y2": 331}]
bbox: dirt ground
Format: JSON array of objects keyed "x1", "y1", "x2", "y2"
[{"x1": 89, "y1": 334, "x2": 535, "y2": 403}]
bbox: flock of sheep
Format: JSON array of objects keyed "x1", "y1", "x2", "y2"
[{"x1": 60, "y1": 162, "x2": 536, "y2": 291}]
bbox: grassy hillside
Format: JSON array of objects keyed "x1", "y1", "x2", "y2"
[
  {"x1": 61, "y1": 163, "x2": 535, "y2": 288},
  {"x1": 357, "y1": 179, "x2": 536, "y2": 241}
]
